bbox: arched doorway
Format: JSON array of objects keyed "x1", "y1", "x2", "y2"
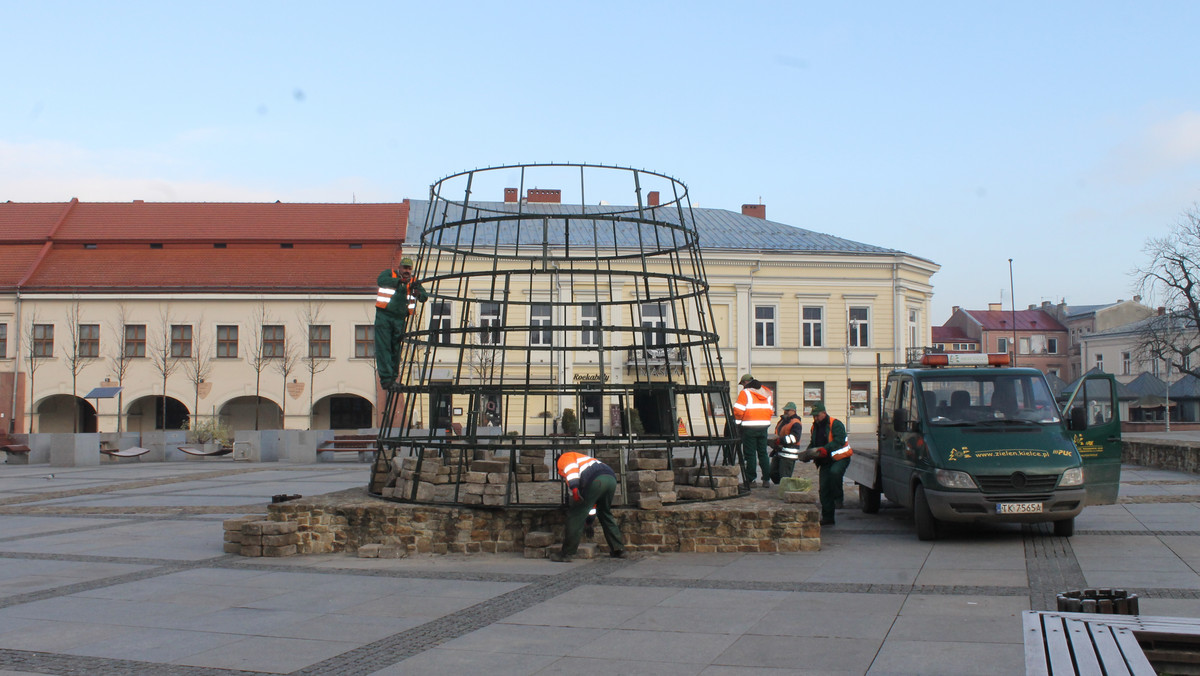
[
  {"x1": 312, "y1": 394, "x2": 374, "y2": 430},
  {"x1": 219, "y1": 396, "x2": 282, "y2": 431},
  {"x1": 125, "y1": 396, "x2": 189, "y2": 433},
  {"x1": 35, "y1": 395, "x2": 98, "y2": 433}
]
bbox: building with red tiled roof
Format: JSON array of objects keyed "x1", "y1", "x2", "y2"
[
  {"x1": 1, "y1": 200, "x2": 409, "y2": 435},
  {"x1": 939, "y1": 303, "x2": 1070, "y2": 377}
]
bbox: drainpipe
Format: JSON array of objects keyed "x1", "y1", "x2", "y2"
[
  {"x1": 8, "y1": 290, "x2": 20, "y2": 434},
  {"x1": 748, "y1": 260, "x2": 761, "y2": 376}
]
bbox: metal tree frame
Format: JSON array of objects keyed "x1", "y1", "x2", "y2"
[{"x1": 369, "y1": 163, "x2": 744, "y2": 507}]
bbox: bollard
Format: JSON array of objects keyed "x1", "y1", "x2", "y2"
[{"x1": 1056, "y1": 588, "x2": 1139, "y2": 615}]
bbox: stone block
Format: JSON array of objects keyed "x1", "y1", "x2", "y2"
[
  {"x1": 242, "y1": 522, "x2": 267, "y2": 536},
  {"x1": 471, "y1": 459, "x2": 508, "y2": 473},
  {"x1": 486, "y1": 472, "x2": 508, "y2": 484},
  {"x1": 377, "y1": 545, "x2": 404, "y2": 559},
  {"x1": 461, "y1": 493, "x2": 483, "y2": 505},
  {"x1": 462, "y1": 483, "x2": 485, "y2": 495},
  {"x1": 223, "y1": 542, "x2": 242, "y2": 554},
  {"x1": 263, "y1": 544, "x2": 297, "y2": 557},
  {"x1": 637, "y1": 496, "x2": 663, "y2": 510},
  {"x1": 223, "y1": 531, "x2": 243, "y2": 544},
  {"x1": 223, "y1": 516, "x2": 257, "y2": 531},
  {"x1": 524, "y1": 546, "x2": 549, "y2": 559},
  {"x1": 262, "y1": 533, "x2": 299, "y2": 546},
  {"x1": 358, "y1": 544, "x2": 381, "y2": 558},
  {"x1": 525, "y1": 531, "x2": 556, "y2": 547},
  {"x1": 659, "y1": 491, "x2": 678, "y2": 504},
  {"x1": 241, "y1": 545, "x2": 263, "y2": 557},
  {"x1": 464, "y1": 471, "x2": 487, "y2": 484},
  {"x1": 676, "y1": 486, "x2": 717, "y2": 500},
  {"x1": 482, "y1": 494, "x2": 506, "y2": 506},
  {"x1": 261, "y1": 522, "x2": 297, "y2": 535},
  {"x1": 672, "y1": 457, "x2": 696, "y2": 468},
  {"x1": 483, "y1": 483, "x2": 506, "y2": 496},
  {"x1": 655, "y1": 470, "x2": 675, "y2": 482},
  {"x1": 627, "y1": 457, "x2": 669, "y2": 470},
  {"x1": 576, "y1": 542, "x2": 597, "y2": 559},
  {"x1": 784, "y1": 491, "x2": 817, "y2": 504},
  {"x1": 414, "y1": 482, "x2": 436, "y2": 501}
]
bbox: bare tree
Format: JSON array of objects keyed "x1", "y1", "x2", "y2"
[
  {"x1": 63, "y1": 299, "x2": 97, "y2": 433},
  {"x1": 180, "y1": 316, "x2": 213, "y2": 427},
  {"x1": 23, "y1": 309, "x2": 50, "y2": 434},
  {"x1": 299, "y1": 300, "x2": 332, "y2": 428},
  {"x1": 106, "y1": 303, "x2": 135, "y2": 433},
  {"x1": 1135, "y1": 205, "x2": 1200, "y2": 381},
  {"x1": 147, "y1": 304, "x2": 182, "y2": 430},
  {"x1": 272, "y1": 322, "x2": 301, "y2": 425},
  {"x1": 246, "y1": 302, "x2": 272, "y2": 430}
]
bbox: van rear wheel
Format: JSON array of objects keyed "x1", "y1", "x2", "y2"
[
  {"x1": 913, "y1": 484, "x2": 938, "y2": 541},
  {"x1": 1053, "y1": 517, "x2": 1075, "y2": 537},
  {"x1": 859, "y1": 484, "x2": 881, "y2": 514}
]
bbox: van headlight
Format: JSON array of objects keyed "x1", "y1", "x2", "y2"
[
  {"x1": 935, "y1": 469, "x2": 977, "y2": 489},
  {"x1": 1059, "y1": 467, "x2": 1084, "y2": 487}
]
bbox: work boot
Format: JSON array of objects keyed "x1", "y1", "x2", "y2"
[
  {"x1": 761, "y1": 479, "x2": 771, "y2": 488},
  {"x1": 819, "y1": 518, "x2": 835, "y2": 527},
  {"x1": 549, "y1": 551, "x2": 572, "y2": 563},
  {"x1": 583, "y1": 524, "x2": 595, "y2": 539},
  {"x1": 610, "y1": 550, "x2": 628, "y2": 559}
]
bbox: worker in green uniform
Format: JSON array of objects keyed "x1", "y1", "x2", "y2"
[
  {"x1": 374, "y1": 256, "x2": 427, "y2": 390},
  {"x1": 797, "y1": 401, "x2": 853, "y2": 526}
]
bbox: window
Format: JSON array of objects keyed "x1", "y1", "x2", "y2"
[
  {"x1": 530, "y1": 304, "x2": 552, "y2": 346},
  {"x1": 309, "y1": 324, "x2": 331, "y2": 358},
  {"x1": 997, "y1": 337, "x2": 1009, "y2": 354},
  {"x1": 262, "y1": 325, "x2": 285, "y2": 358},
  {"x1": 171, "y1": 325, "x2": 192, "y2": 358},
  {"x1": 641, "y1": 303, "x2": 667, "y2": 347},
  {"x1": 78, "y1": 324, "x2": 100, "y2": 358},
  {"x1": 217, "y1": 325, "x2": 238, "y2": 358},
  {"x1": 1095, "y1": 353, "x2": 1104, "y2": 371},
  {"x1": 801, "y1": 306, "x2": 823, "y2": 347},
  {"x1": 849, "y1": 307, "x2": 870, "y2": 347},
  {"x1": 479, "y1": 302, "x2": 501, "y2": 345},
  {"x1": 355, "y1": 325, "x2": 374, "y2": 358},
  {"x1": 1122, "y1": 352, "x2": 1131, "y2": 376},
  {"x1": 1019, "y1": 337, "x2": 1030, "y2": 355},
  {"x1": 1152, "y1": 358, "x2": 1161, "y2": 378},
  {"x1": 124, "y1": 324, "x2": 146, "y2": 358},
  {"x1": 430, "y1": 301, "x2": 452, "y2": 344},
  {"x1": 580, "y1": 304, "x2": 600, "y2": 347},
  {"x1": 908, "y1": 308, "x2": 920, "y2": 349},
  {"x1": 0, "y1": 324, "x2": 6, "y2": 358},
  {"x1": 802, "y1": 382, "x2": 824, "y2": 415},
  {"x1": 850, "y1": 381, "x2": 871, "y2": 415},
  {"x1": 1047, "y1": 338, "x2": 1058, "y2": 354},
  {"x1": 32, "y1": 324, "x2": 54, "y2": 358},
  {"x1": 754, "y1": 306, "x2": 776, "y2": 347}
]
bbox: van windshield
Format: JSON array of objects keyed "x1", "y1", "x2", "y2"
[{"x1": 918, "y1": 373, "x2": 1061, "y2": 425}]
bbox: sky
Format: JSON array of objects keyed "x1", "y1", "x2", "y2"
[{"x1": 3, "y1": 1, "x2": 1200, "y2": 322}]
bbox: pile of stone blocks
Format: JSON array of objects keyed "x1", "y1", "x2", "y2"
[
  {"x1": 672, "y1": 457, "x2": 741, "y2": 500},
  {"x1": 379, "y1": 447, "x2": 553, "y2": 503},
  {"x1": 512, "y1": 449, "x2": 552, "y2": 482},
  {"x1": 522, "y1": 530, "x2": 597, "y2": 559},
  {"x1": 624, "y1": 451, "x2": 677, "y2": 509},
  {"x1": 223, "y1": 516, "x2": 299, "y2": 557}
]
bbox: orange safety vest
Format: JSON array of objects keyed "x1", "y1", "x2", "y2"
[
  {"x1": 375, "y1": 271, "x2": 418, "y2": 314},
  {"x1": 733, "y1": 386, "x2": 773, "y2": 427},
  {"x1": 556, "y1": 452, "x2": 600, "y2": 486},
  {"x1": 813, "y1": 418, "x2": 853, "y2": 461}
]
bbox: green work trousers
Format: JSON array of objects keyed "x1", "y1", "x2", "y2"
[
  {"x1": 819, "y1": 456, "x2": 851, "y2": 522},
  {"x1": 374, "y1": 312, "x2": 406, "y2": 386},
  {"x1": 561, "y1": 474, "x2": 624, "y2": 556},
  {"x1": 741, "y1": 426, "x2": 770, "y2": 484},
  {"x1": 769, "y1": 455, "x2": 797, "y2": 484}
]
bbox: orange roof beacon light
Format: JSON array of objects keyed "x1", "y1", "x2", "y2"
[{"x1": 920, "y1": 353, "x2": 1010, "y2": 368}]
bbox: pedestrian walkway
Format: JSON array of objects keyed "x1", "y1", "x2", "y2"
[{"x1": 0, "y1": 457, "x2": 1196, "y2": 675}]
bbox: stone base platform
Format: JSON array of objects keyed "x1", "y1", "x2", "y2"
[{"x1": 235, "y1": 487, "x2": 821, "y2": 557}]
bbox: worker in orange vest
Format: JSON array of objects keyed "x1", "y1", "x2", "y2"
[
  {"x1": 374, "y1": 256, "x2": 427, "y2": 390},
  {"x1": 733, "y1": 373, "x2": 774, "y2": 488},
  {"x1": 797, "y1": 401, "x2": 853, "y2": 526},
  {"x1": 550, "y1": 452, "x2": 627, "y2": 562}
]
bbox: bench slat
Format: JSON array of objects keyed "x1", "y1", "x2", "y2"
[
  {"x1": 1043, "y1": 615, "x2": 1077, "y2": 675},
  {"x1": 1062, "y1": 618, "x2": 1102, "y2": 675},
  {"x1": 1024, "y1": 612, "x2": 1051, "y2": 676},
  {"x1": 1086, "y1": 623, "x2": 1132, "y2": 676},
  {"x1": 1112, "y1": 627, "x2": 1158, "y2": 676}
]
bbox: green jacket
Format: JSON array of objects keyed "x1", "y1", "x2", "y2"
[
  {"x1": 376, "y1": 269, "x2": 428, "y2": 318},
  {"x1": 807, "y1": 416, "x2": 847, "y2": 457}
]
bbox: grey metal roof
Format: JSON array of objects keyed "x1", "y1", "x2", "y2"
[
  {"x1": 1124, "y1": 372, "x2": 1167, "y2": 398},
  {"x1": 1169, "y1": 374, "x2": 1200, "y2": 399},
  {"x1": 407, "y1": 200, "x2": 909, "y2": 256}
]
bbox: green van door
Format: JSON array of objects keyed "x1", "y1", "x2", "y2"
[{"x1": 1059, "y1": 372, "x2": 1122, "y2": 505}]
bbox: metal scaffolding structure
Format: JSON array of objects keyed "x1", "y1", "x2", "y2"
[{"x1": 369, "y1": 164, "x2": 743, "y2": 506}]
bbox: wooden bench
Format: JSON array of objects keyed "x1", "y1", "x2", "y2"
[
  {"x1": 1024, "y1": 609, "x2": 1200, "y2": 675},
  {"x1": 101, "y1": 446, "x2": 151, "y2": 461},
  {"x1": 1, "y1": 444, "x2": 32, "y2": 464},
  {"x1": 317, "y1": 434, "x2": 376, "y2": 462}
]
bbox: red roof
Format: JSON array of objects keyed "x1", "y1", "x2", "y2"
[
  {"x1": 963, "y1": 308, "x2": 1067, "y2": 332},
  {"x1": 0, "y1": 201, "x2": 410, "y2": 292},
  {"x1": 932, "y1": 326, "x2": 974, "y2": 342}
]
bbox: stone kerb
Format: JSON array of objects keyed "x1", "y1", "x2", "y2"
[{"x1": 1123, "y1": 438, "x2": 1200, "y2": 474}]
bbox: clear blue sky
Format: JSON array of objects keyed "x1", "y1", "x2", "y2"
[{"x1": 4, "y1": 1, "x2": 1199, "y2": 322}]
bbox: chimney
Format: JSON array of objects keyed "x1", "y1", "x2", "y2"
[
  {"x1": 527, "y1": 189, "x2": 561, "y2": 203},
  {"x1": 741, "y1": 203, "x2": 766, "y2": 219},
  {"x1": 648, "y1": 191, "x2": 659, "y2": 207},
  {"x1": 988, "y1": 303, "x2": 1003, "y2": 311},
  {"x1": 1134, "y1": 295, "x2": 1141, "y2": 302},
  {"x1": 504, "y1": 188, "x2": 519, "y2": 203},
  {"x1": 1028, "y1": 304, "x2": 1036, "y2": 310},
  {"x1": 1042, "y1": 301, "x2": 1051, "y2": 308},
  {"x1": 952, "y1": 306, "x2": 960, "y2": 314},
  {"x1": 1159, "y1": 306, "x2": 1166, "y2": 316}
]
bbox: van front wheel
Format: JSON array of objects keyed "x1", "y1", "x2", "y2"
[
  {"x1": 859, "y1": 484, "x2": 881, "y2": 514},
  {"x1": 1053, "y1": 517, "x2": 1075, "y2": 537},
  {"x1": 914, "y1": 485, "x2": 938, "y2": 541}
]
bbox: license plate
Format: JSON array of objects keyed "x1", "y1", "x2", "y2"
[{"x1": 997, "y1": 502, "x2": 1043, "y2": 514}]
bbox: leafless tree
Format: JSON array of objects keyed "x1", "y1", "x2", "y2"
[
  {"x1": 63, "y1": 299, "x2": 96, "y2": 432},
  {"x1": 246, "y1": 302, "x2": 272, "y2": 430},
  {"x1": 1135, "y1": 205, "x2": 1200, "y2": 381},
  {"x1": 147, "y1": 304, "x2": 182, "y2": 430},
  {"x1": 106, "y1": 303, "x2": 135, "y2": 432},
  {"x1": 180, "y1": 316, "x2": 213, "y2": 427},
  {"x1": 271, "y1": 321, "x2": 301, "y2": 424},
  {"x1": 299, "y1": 300, "x2": 332, "y2": 428},
  {"x1": 23, "y1": 309, "x2": 50, "y2": 433}
]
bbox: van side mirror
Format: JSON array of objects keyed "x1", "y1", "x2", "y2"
[
  {"x1": 892, "y1": 409, "x2": 908, "y2": 433},
  {"x1": 1068, "y1": 407, "x2": 1087, "y2": 431}
]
